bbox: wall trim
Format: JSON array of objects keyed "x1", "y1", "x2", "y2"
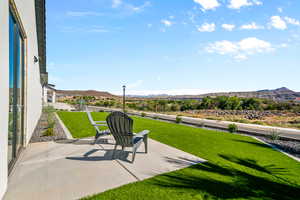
[{"x1": 9, "y1": 0, "x2": 27, "y2": 39}]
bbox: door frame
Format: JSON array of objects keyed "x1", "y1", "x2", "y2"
[{"x1": 8, "y1": 0, "x2": 28, "y2": 174}]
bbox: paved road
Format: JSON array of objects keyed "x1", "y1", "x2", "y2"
[{"x1": 47, "y1": 102, "x2": 75, "y2": 111}]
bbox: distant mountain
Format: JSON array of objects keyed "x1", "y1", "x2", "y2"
[
  {"x1": 56, "y1": 90, "x2": 119, "y2": 98},
  {"x1": 198, "y1": 87, "x2": 299, "y2": 100},
  {"x1": 56, "y1": 88, "x2": 300, "y2": 102},
  {"x1": 133, "y1": 87, "x2": 300, "y2": 102},
  {"x1": 127, "y1": 94, "x2": 170, "y2": 98},
  {"x1": 257, "y1": 87, "x2": 294, "y2": 93}
]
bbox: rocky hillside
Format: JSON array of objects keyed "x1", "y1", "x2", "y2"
[
  {"x1": 56, "y1": 90, "x2": 119, "y2": 99},
  {"x1": 196, "y1": 87, "x2": 300, "y2": 101},
  {"x1": 142, "y1": 87, "x2": 300, "y2": 102}
]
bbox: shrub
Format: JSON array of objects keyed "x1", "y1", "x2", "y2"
[
  {"x1": 43, "y1": 106, "x2": 55, "y2": 113},
  {"x1": 170, "y1": 104, "x2": 180, "y2": 112},
  {"x1": 289, "y1": 118, "x2": 300, "y2": 124},
  {"x1": 206, "y1": 117, "x2": 218, "y2": 120},
  {"x1": 176, "y1": 116, "x2": 182, "y2": 124},
  {"x1": 234, "y1": 119, "x2": 249, "y2": 124},
  {"x1": 153, "y1": 115, "x2": 158, "y2": 120},
  {"x1": 199, "y1": 122, "x2": 205, "y2": 127},
  {"x1": 141, "y1": 112, "x2": 146, "y2": 117},
  {"x1": 43, "y1": 128, "x2": 54, "y2": 136},
  {"x1": 270, "y1": 129, "x2": 280, "y2": 141},
  {"x1": 48, "y1": 121, "x2": 55, "y2": 129},
  {"x1": 47, "y1": 113, "x2": 55, "y2": 127},
  {"x1": 252, "y1": 121, "x2": 265, "y2": 125},
  {"x1": 228, "y1": 124, "x2": 238, "y2": 133}
]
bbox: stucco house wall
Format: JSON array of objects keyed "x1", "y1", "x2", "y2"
[{"x1": 0, "y1": 0, "x2": 43, "y2": 198}]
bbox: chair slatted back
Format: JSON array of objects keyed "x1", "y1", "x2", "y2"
[{"x1": 106, "y1": 112, "x2": 134, "y2": 146}]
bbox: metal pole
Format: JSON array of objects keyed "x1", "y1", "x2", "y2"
[{"x1": 123, "y1": 85, "x2": 126, "y2": 113}]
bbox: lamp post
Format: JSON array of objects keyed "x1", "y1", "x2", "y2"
[{"x1": 122, "y1": 85, "x2": 126, "y2": 113}]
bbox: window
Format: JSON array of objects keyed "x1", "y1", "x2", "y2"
[{"x1": 8, "y1": 10, "x2": 25, "y2": 169}]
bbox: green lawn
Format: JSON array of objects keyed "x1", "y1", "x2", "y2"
[
  {"x1": 57, "y1": 111, "x2": 300, "y2": 200},
  {"x1": 57, "y1": 111, "x2": 109, "y2": 138}
]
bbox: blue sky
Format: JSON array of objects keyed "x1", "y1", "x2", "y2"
[{"x1": 47, "y1": 0, "x2": 300, "y2": 95}]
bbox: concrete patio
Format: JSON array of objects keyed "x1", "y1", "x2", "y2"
[{"x1": 4, "y1": 136, "x2": 205, "y2": 200}]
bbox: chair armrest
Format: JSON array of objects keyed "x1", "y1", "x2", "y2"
[
  {"x1": 135, "y1": 130, "x2": 149, "y2": 137},
  {"x1": 93, "y1": 124, "x2": 108, "y2": 127},
  {"x1": 95, "y1": 121, "x2": 106, "y2": 123}
]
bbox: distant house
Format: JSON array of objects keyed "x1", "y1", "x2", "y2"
[
  {"x1": 0, "y1": 0, "x2": 47, "y2": 198},
  {"x1": 43, "y1": 83, "x2": 56, "y2": 103},
  {"x1": 295, "y1": 97, "x2": 300, "y2": 103}
]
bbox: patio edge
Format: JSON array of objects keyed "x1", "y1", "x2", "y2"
[{"x1": 54, "y1": 113, "x2": 73, "y2": 139}]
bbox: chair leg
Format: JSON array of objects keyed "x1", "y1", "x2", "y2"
[
  {"x1": 94, "y1": 131, "x2": 100, "y2": 144},
  {"x1": 143, "y1": 135, "x2": 148, "y2": 153},
  {"x1": 121, "y1": 146, "x2": 125, "y2": 156},
  {"x1": 132, "y1": 147, "x2": 137, "y2": 163},
  {"x1": 112, "y1": 144, "x2": 117, "y2": 159}
]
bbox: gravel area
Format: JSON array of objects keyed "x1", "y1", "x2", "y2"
[
  {"x1": 254, "y1": 135, "x2": 300, "y2": 159},
  {"x1": 30, "y1": 112, "x2": 67, "y2": 143}
]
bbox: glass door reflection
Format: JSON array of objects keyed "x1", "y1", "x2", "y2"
[{"x1": 8, "y1": 11, "x2": 25, "y2": 169}]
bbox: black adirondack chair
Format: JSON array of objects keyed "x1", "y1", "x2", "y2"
[{"x1": 106, "y1": 111, "x2": 149, "y2": 163}]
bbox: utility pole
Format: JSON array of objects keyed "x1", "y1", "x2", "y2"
[{"x1": 123, "y1": 85, "x2": 126, "y2": 113}]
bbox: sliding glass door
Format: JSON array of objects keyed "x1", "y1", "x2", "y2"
[{"x1": 8, "y1": 11, "x2": 25, "y2": 169}]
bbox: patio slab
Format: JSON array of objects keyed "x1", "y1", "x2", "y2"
[{"x1": 4, "y1": 136, "x2": 205, "y2": 200}]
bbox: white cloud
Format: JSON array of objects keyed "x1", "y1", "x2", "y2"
[
  {"x1": 206, "y1": 37, "x2": 274, "y2": 60},
  {"x1": 112, "y1": 0, "x2": 150, "y2": 13},
  {"x1": 206, "y1": 40, "x2": 238, "y2": 55},
  {"x1": 234, "y1": 54, "x2": 248, "y2": 60},
  {"x1": 112, "y1": 0, "x2": 122, "y2": 8},
  {"x1": 228, "y1": 0, "x2": 262, "y2": 9},
  {"x1": 198, "y1": 23, "x2": 216, "y2": 32},
  {"x1": 61, "y1": 26, "x2": 109, "y2": 33},
  {"x1": 87, "y1": 28, "x2": 110, "y2": 33},
  {"x1": 278, "y1": 7, "x2": 283, "y2": 13},
  {"x1": 47, "y1": 62, "x2": 55, "y2": 70},
  {"x1": 48, "y1": 62, "x2": 55, "y2": 67},
  {"x1": 240, "y1": 22, "x2": 264, "y2": 30},
  {"x1": 222, "y1": 24, "x2": 235, "y2": 31},
  {"x1": 269, "y1": 16, "x2": 287, "y2": 30},
  {"x1": 193, "y1": 0, "x2": 220, "y2": 11},
  {"x1": 284, "y1": 17, "x2": 300, "y2": 26},
  {"x1": 127, "y1": 80, "x2": 144, "y2": 89},
  {"x1": 147, "y1": 23, "x2": 153, "y2": 28},
  {"x1": 66, "y1": 11, "x2": 104, "y2": 17},
  {"x1": 238, "y1": 38, "x2": 272, "y2": 52},
  {"x1": 280, "y1": 43, "x2": 288, "y2": 48},
  {"x1": 161, "y1": 20, "x2": 173, "y2": 27},
  {"x1": 127, "y1": 1, "x2": 151, "y2": 13},
  {"x1": 187, "y1": 11, "x2": 196, "y2": 23}
]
